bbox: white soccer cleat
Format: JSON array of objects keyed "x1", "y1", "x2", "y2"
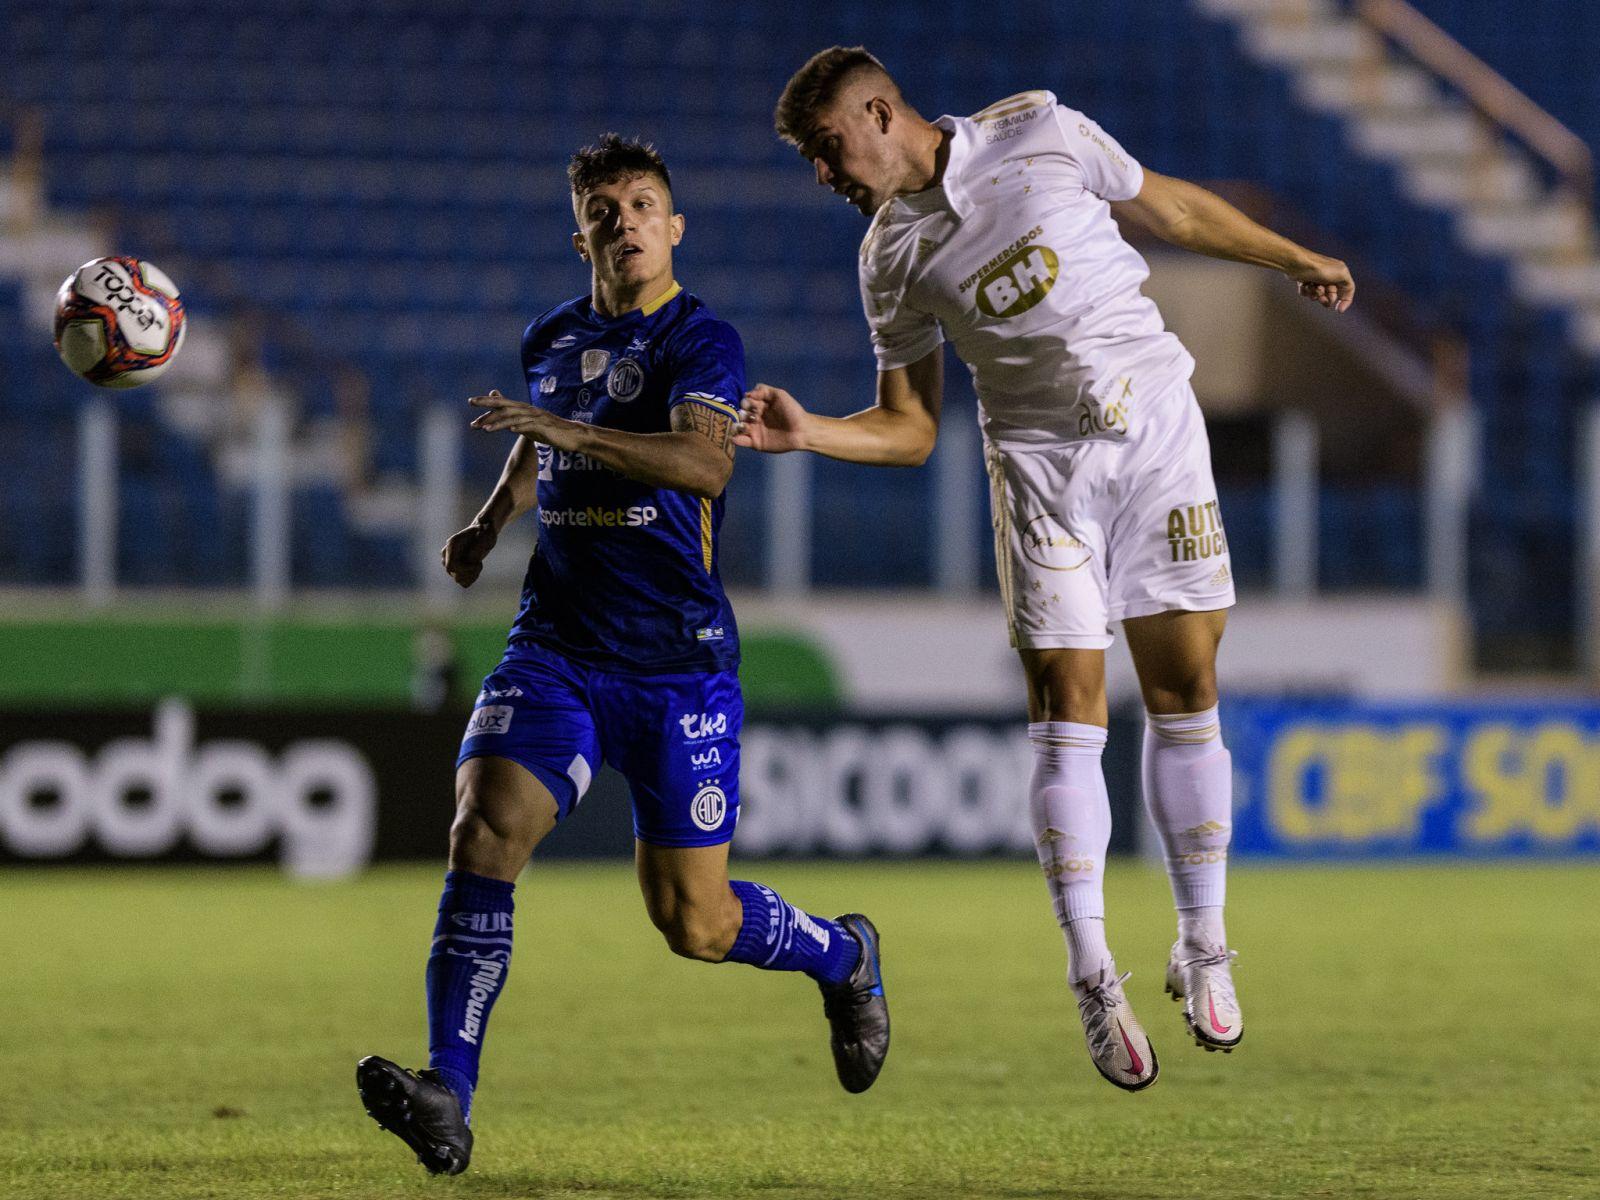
[
  {"x1": 1070, "y1": 966, "x2": 1159, "y2": 1091},
  {"x1": 1165, "y1": 943, "x2": 1243, "y2": 1051}
]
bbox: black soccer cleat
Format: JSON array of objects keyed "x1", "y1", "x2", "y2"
[
  {"x1": 355, "y1": 1055, "x2": 473, "y2": 1176},
  {"x1": 817, "y1": 913, "x2": 890, "y2": 1094}
]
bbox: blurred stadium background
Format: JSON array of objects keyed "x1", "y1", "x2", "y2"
[{"x1": 2, "y1": 2, "x2": 1597, "y2": 1197}]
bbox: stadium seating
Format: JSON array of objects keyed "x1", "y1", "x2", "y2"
[{"x1": 0, "y1": 0, "x2": 1593, "y2": 655}]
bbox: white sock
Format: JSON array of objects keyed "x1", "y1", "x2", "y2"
[
  {"x1": 1028, "y1": 721, "x2": 1115, "y2": 983},
  {"x1": 1142, "y1": 706, "x2": 1232, "y2": 950}
]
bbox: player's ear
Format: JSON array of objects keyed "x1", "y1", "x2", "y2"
[
  {"x1": 669, "y1": 211, "x2": 684, "y2": 246},
  {"x1": 572, "y1": 231, "x2": 589, "y2": 262},
  {"x1": 869, "y1": 96, "x2": 892, "y2": 135}
]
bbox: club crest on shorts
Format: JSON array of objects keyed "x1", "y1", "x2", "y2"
[
  {"x1": 581, "y1": 349, "x2": 611, "y2": 382},
  {"x1": 606, "y1": 357, "x2": 644, "y2": 402},
  {"x1": 690, "y1": 783, "x2": 727, "y2": 831},
  {"x1": 1020, "y1": 513, "x2": 1091, "y2": 571}
]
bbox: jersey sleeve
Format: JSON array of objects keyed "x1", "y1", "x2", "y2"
[
  {"x1": 664, "y1": 317, "x2": 745, "y2": 424},
  {"x1": 859, "y1": 243, "x2": 944, "y2": 372},
  {"x1": 1052, "y1": 105, "x2": 1144, "y2": 202}
]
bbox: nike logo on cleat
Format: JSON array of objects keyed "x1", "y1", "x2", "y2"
[
  {"x1": 1117, "y1": 1020, "x2": 1145, "y2": 1076},
  {"x1": 1207, "y1": 990, "x2": 1231, "y2": 1035}
]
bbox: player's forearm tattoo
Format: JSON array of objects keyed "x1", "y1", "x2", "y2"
[{"x1": 672, "y1": 402, "x2": 737, "y2": 460}]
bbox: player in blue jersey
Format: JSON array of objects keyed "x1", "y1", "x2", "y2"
[{"x1": 355, "y1": 136, "x2": 889, "y2": 1176}]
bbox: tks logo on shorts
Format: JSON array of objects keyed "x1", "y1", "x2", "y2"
[
  {"x1": 690, "y1": 783, "x2": 728, "y2": 832},
  {"x1": 679, "y1": 712, "x2": 727, "y2": 740}
]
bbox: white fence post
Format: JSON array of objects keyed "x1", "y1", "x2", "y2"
[
  {"x1": 418, "y1": 405, "x2": 462, "y2": 608},
  {"x1": 935, "y1": 415, "x2": 980, "y2": 595},
  {"x1": 1273, "y1": 411, "x2": 1319, "y2": 598},
  {"x1": 1425, "y1": 405, "x2": 1476, "y2": 607},
  {"x1": 78, "y1": 399, "x2": 117, "y2": 606},
  {"x1": 767, "y1": 452, "x2": 811, "y2": 595},
  {"x1": 252, "y1": 396, "x2": 291, "y2": 610}
]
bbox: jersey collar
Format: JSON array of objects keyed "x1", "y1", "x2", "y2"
[
  {"x1": 639, "y1": 279, "x2": 682, "y2": 316},
  {"x1": 893, "y1": 115, "x2": 974, "y2": 220}
]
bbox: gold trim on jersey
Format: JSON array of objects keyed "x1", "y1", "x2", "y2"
[
  {"x1": 639, "y1": 280, "x2": 682, "y2": 316},
  {"x1": 699, "y1": 497, "x2": 713, "y2": 572},
  {"x1": 970, "y1": 90, "x2": 1051, "y2": 123},
  {"x1": 681, "y1": 391, "x2": 741, "y2": 422},
  {"x1": 985, "y1": 443, "x2": 1021, "y2": 649}
]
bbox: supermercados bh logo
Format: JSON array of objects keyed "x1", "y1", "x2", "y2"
[
  {"x1": 960, "y1": 226, "x2": 1060, "y2": 319},
  {"x1": 1167, "y1": 501, "x2": 1227, "y2": 563}
]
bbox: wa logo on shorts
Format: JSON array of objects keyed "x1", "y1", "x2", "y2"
[{"x1": 690, "y1": 783, "x2": 728, "y2": 832}]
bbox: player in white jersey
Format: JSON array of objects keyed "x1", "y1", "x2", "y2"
[{"x1": 737, "y1": 47, "x2": 1354, "y2": 1091}]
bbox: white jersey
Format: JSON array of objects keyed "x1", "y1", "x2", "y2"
[{"x1": 859, "y1": 90, "x2": 1195, "y2": 447}]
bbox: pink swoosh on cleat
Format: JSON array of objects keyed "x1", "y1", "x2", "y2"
[
  {"x1": 1116, "y1": 1021, "x2": 1146, "y2": 1077},
  {"x1": 1207, "y1": 989, "x2": 1232, "y2": 1035}
]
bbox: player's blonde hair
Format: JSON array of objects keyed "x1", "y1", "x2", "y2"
[{"x1": 774, "y1": 46, "x2": 897, "y2": 147}]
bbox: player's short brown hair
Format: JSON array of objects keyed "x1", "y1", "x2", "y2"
[
  {"x1": 774, "y1": 45, "x2": 893, "y2": 146},
  {"x1": 567, "y1": 133, "x2": 673, "y2": 206}
]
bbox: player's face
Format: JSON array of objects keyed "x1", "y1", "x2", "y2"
[
  {"x1": 801, "y1": 100, "x2": 899, "y2": 216},
  {"x1": 572, "y1": 174, "x2": 683, "y2": 294}
]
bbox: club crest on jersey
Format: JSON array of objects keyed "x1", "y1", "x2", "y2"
[
  {"x1": 607, "y1": 357, "x2": 645, "y2": 402},
  {"x1": 581, "y1": 349, "x2": 611, "y2": 382}
]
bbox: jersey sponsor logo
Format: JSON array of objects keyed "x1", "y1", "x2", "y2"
[
  {"x1": 576, "y1": 387, "x2": 593, "y2": 408},
  {"x1": 958, "y1": 226, "x2": 1044, "y2": 294},
  {"x1": 536, "y1": 443, "x2": 554, "y2": 480},
  {"x1": 606, "y1": 357, "x2": 645, "y2": 402},
  {"x1": 466, "y1": 705, "x2": 513, "y2": 735},
  {"x1": 581, "y1": 349, "x2": 611, "y2": 381},
  {"x1": 982, "y1": 106, "x2": 1039, "y2": 145},
  {"x1": 1076, "y1": 122, "x2": 1131, "y2": 172},
  {"x1": 690, "y1": 783, "x2": 728, "y2": 832},
  {"x1": 691, "y1": 747, "x2": 723, "y2": 771},
  {"x1": 679, "y1": 711, "x2": 728, "y2": 740},
  {"x1": 1020, "y1": 514, "x2": 1091, "y2": 571},
  {"x1": 695, "y1": 625, "x2": 725, "y2": 642},
  {"x1": 551, "y1": 334, "x2": 578, "y2": 348},
  {"x1": 976, "y1": 242, "x2": 1061, "y2": 319},
  {"x1": 539, "y1": 374, "x2": 558, "y2": 394},
  {"x1": 1166, "y1": 501, "x2": 1228, "y2": 564},
  {"x1": 538, "y1": 504, "x2": 659, "y2": 528},
  {"x1": 542, "y1": 449, "x2": 608, "y2": 475}
]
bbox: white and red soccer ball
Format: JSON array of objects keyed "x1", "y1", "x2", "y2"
[{"x1": 53, "y1": 256, "x2": 187, "y2": 388}]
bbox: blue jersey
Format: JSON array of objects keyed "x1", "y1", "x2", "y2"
[{"x1": 506, "y1": 283, "x2": 743, "y2": 675}]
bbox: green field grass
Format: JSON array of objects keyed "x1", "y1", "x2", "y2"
[{"x1": 2, "y1": 861, "x2": 1595, "y2": 1199}]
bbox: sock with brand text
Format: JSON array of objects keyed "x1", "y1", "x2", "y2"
[
  {"x1": 425, "y1": 870, "x2": 515, "y2": 1123},
  {"x1": 1028, "y1": 721, "x2": 1116, "y2": 983},
  {"x1": 1142, "y1": 707, "x2": 1233, "y2": 951},
  {"x1": 722, "y1": 881, "x2": 860, "y2": 985}
]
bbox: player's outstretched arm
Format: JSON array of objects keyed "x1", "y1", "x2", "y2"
[
  {"x1": 1111, "y1": 170, "x2": 1354, "y2": 312},
  {"x1": 736, "y1": 347, "x2": 943, "y2": 467},
  {"x1": 442, "y1": 431, "x2": 541, "y2": 587},
  {"x1": 469, "y1": 390, "x2": 734, "y2": 499}
]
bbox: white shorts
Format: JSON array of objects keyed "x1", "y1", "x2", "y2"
[{"x1": 984, "y1": 382, "x2": 1236, "y2": 650}]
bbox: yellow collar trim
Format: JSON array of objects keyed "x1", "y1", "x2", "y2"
[{"x1": 638, "y1": 280, "x2": 682, "y2": 317}]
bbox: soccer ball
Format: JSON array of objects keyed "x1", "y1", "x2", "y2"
[{"x1": 53, "y1": 256, "x2": 187, "y2": 388}]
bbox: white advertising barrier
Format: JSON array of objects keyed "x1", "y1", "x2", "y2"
[
  {"x1": 0, "y1": 700, "x2": 376, "y2": 877},
  {"x1": 734, "y1": 722, "x2": 1038, "y2": 856}
]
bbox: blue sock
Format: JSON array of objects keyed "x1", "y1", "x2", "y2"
[
  {"x1": 723, "y1": 881, "x2": 860, "y2": 985},
  {"x1": 425, "y1": 870, "x2": 515, "y2": 1123}
]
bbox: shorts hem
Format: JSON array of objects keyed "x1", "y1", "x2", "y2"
[
  {"x1": 1011, "y1": 630, "x2": 1116, "y2": 650},
  {"x1": 1110, "y1": 591, "x2": 1237, "y2": 624},
  {"x1": 632, "y1": 829, "x2": 738, "y2": 849}
]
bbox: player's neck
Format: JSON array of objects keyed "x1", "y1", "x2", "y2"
[
  {"x1": 900, "y1": 125, "x2": 951, "y2": 199},
  {"x1": 591, "y1": 270, "x2": 676, "y2": 319}
]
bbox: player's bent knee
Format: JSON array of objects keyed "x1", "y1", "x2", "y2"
[{"x1": 650, "y1": 901, "x2": 739, "y2": 962}]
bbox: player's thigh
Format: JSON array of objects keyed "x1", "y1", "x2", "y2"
[
  {"x1": 596, "y1": 667, "x2": 742, "y2": 850},
  {"x1": 1105, "y1": 388, "x2": 1235, "y2": 628},
  {"x1": 450, "y1": 755, "x2": 561, "y2": 871},
  {"x1": 984, "y1": 438, "x2": 1115, "y2": 654},
  {"x1": 1018, "y1": 646, "x2": 1108, "y2": 726},
  {"x1": 1122, "y1": 606, "x2": 1229, "y2": 714},
  {"x1": 455, "y1": 647, "x2": 603, "y2": 840}
]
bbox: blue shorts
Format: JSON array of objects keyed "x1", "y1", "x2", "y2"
[{"x1": 457, "y1": 640, "x2": 742, "y2": 848}]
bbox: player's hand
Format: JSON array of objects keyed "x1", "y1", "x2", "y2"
[
  {"x1": 1289, "y1": 254, "x2": 1354, "y2": 312},
  {"x1": 735, "y1": 383, "x2": 811, "y2": 453},
  {"x1": 468, "y1": 389, "x2": 560, "y2": 438},
  {"x1": 441, "y1": 519, "x2": 498, "y2": 588}
]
